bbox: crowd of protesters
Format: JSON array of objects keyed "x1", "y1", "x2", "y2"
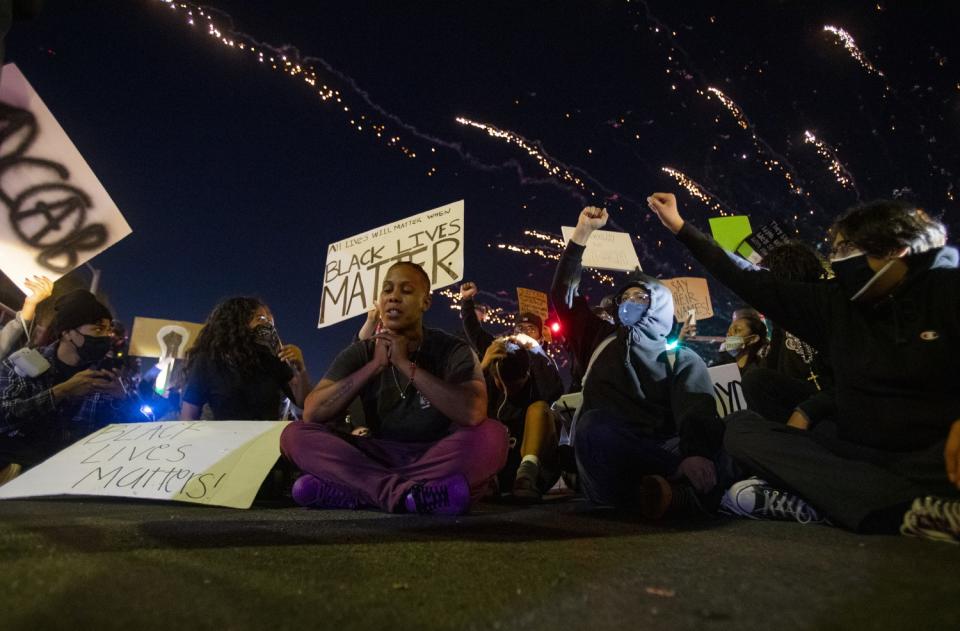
[{"x1": 0, "y1": 192, "x2": 958, "y2": 544}]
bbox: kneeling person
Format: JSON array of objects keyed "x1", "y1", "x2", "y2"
[{"x1": 281, "y1": 262, "x2": 508, "y2": 515}]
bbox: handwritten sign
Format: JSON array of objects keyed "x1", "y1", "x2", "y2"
[
  {"x1": 0, "y1": 64, "x2": 132, "y2": 293},
  {"x1": 128, "y1": 316, "x2": 204, "y2": 360},
  {"x1": 561, "y1": 226, "x2": 642, "y2": 272},
  {"x1": 708, "y1": 363, "x2": 747, "y2": 417},
  {"x1": 746, "y1": 219, "x2": 790, "y2": 261},
  {"x1": 661, "y1": 277, "x2": 714, "y2": 321},
  {"x1": 0, "y1": 421, "x2": 288, "y2": 509},
  {"x1": 319, "y1": 200, "x2": 464, "y2": 328},
  {"x1": 516, "y1": 286, "x2": 551, "y2": 342}
]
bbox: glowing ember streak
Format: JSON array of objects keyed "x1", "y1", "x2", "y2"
[
  {"x1": 803, "y1": 130, "x2": 859, "y2": 192},
  {"x1": 456, "y1": 117, "x2": 590, "y2": 191},
  {"x1": 660, "y1": 167, "x2": 734, "y2": 215},
  {"x1": 823, "y1": 26, "x2": 885, "y2": 78}
]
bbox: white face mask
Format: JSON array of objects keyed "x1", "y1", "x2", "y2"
[{"x1": 722, "y1": 335, "x2": 747, "y2": 356}]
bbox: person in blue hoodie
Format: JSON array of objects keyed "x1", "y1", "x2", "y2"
[
  {"x1": 648, "y1": 192, "x2": 960, "y2": 542},
  {"x1": 551, "y1": 206, "x2": 728, "y2": 519}
]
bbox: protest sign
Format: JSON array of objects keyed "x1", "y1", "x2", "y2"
[
  {"x1": 319, "y1": 200, "x2": 464, "y2": 328},
  {"x1": 0, "y1": 421, "x2": 288, "y2": 509},
  {"x1": 660, "y1": 277, "x2": 714, "y2": 321},
  {"x1": 560, "y1": 226, "x2": 642, "y2": 272},
  {"x1": 516, "y1": 286, "x2": 551, "y2": 342},
  {"x1": 745, "y1": 219, "x2": 790, "y2": 261},
  {"x1": 0, "y1": 64, "x2": 132, "y2": 293},
  {"x1": 128, "y1": 316, "x2": 204, "y2": 360},
  {"x1": 708, "y1": 363, "x2": 747, "y2": 417},
  {"x1": 708, "y1": 216, "x2": 756, "y2": 262}
]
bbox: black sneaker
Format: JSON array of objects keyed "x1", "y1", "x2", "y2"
[
  {"x1": 900, "y1": 496, "x2": 960, "y2": 544},
  {"x1": 720, "y1": 477, "x2": 825, "y2": 524}
]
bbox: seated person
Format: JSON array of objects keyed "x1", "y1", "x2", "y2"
[
  {"x1": 181, "y1": 297, "x2": 311, "y2": 420},
  {"x1": 648, "y1": 192, "x2": 960, "y2": 540},
  {"x1": 479, "y1": 336, "x2": 563, "y2": 500},
  {"x1": 0, "y1": 275, "x2": 52, "y2": 360},
  {"x1": 460, "y1": 281, "x2": 564, "y2": 500},
  {"x1": 552, "y1": 206, "x2": 727, "y2": 519},
  {"x1": 742, "y1": 241, "x2": 835, "y2": 427},
  {"x1": 0, "y1": 290, "x2": 130, "y2": 477},
  {"x1": 281, "y1": 262, "x2": 508, "y2": 515},
  {"x1": 721, "y1": 308, "x2": 768, "y2": 374}
]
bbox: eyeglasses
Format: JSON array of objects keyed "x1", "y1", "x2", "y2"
[{"x1": 619, "y1": 289, "x2": 651, "y2": 305}]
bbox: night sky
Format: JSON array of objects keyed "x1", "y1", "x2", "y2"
[{"x1": 4, "y1": 0, "x2": 958, "y2": 373}]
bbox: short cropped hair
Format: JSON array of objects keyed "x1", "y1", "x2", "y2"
[
  {"x1": 829, "y1": 200, "x2": 947, "y2": 258},
  {"x1": 386, "y1": 261, "x2": 431, "y2": 293},
  {"x1": 763, "y1": 241, "x2": 825, "y2": 282}
]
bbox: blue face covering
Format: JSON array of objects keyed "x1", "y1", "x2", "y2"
[{"x1": 618, "y1": 301, "x2": 649, "y2": 327}]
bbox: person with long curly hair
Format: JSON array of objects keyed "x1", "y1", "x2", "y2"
[{"x1": 181, "y1": 297, "x2": 311, "y2": 420}]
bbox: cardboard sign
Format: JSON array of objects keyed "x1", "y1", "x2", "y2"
[
  {"x1": 746, "y1": 220, "x2": 790, "y2": 260},
  {"x1": 560, "y1": 226, "x2": 642, "y2": 272},
  {"x1": 708, "y1": 363, "x2": 747, "y2": 417},
  {"x1": 0, "y1": 64, "x2": 132, "y2": 293},
  {"x1": 708, "y1": 216, "x2": 756, "y2": 261},
  {"x1": 660, "y1": 277, "x2": 714, "y2": 321},
  {"x1": 516, "y1": 286, "x2": 551, "y2": 342},
  {"x1": 128, "y1": 316, "x2": 204, "y2": 360},
  {"x1": 319, "y1": 200, "x2": 464, "y2": 328},
  {"x1": 0, "y1": 421, "x2": 289, "y2": 509}
]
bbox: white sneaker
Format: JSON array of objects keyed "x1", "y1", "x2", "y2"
[
  {"x1": 900, "y1": 496, "x2": 960, "y2": 544},
  {"x1": 720, "y1": 477, "x2": 825, "y2": 524}
]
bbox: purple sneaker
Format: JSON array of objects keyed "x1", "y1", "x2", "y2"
[
  {"x1": 403, "y1": 474, "x2": 470, "y2": 515},
  {"x1": 291, "y1": 474, "x2": 359, "y2": 510}
]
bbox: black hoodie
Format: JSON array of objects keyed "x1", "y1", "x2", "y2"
[
  {"x1": 677, "y1": 222, "x2": 960, "y2": 452},
  {"x1": 551, "y1": 242, "x2": 724, "y2": 458}
]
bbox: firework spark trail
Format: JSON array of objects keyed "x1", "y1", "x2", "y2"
[
  {"x1": 802, "y1": 130, "x2": 861, "y2": 197},
  {"x1": 628, "y1": 2, "x2": 834, "y2": 217},
  {"x1": 156, "y1": 0, "x2": 594, "y2": 200},
  {"x1": 661, "y1": 166, "x2": 738, "y2": 215},
  {"x1": 701, "y1": 86, "x2": 811, "y2": 200},
  {"x1": 455, "y1": 116, "x2": 648, "y2": 225},
  {"x1": 823, "y1": 26, "x2": 885, "y2": 78}
]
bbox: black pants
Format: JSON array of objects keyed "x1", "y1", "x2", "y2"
[
  {"x1": 724, "y1": 411, "x2": 958, "y2": 532},
  {"x1": 741, "y1": 367, "x2": 817, "y2": 424},
  {"x1": 574, "y1": 409, "x2": 733, "y2": 508}
]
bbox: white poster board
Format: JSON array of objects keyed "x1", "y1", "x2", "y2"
[
  {"x1": 0, "y1": 64, "x2": 132, "y2": 292},
  {"x1": 0, "y1": 421, "x2": 289, "y2": 509},
  {"x1": 708, "y1": 363, "x2": 747, "y2": 417},
  {"x1": 319, "y1": 200, "x2": 464, "y2": 328},
  {"x1": 561, "y1": 226, "x2": 641, "y2": 272}
]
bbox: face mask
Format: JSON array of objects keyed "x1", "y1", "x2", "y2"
[
  {"x1": 618, "y1": 301, "x2": 649, "y2": 327},
  {"x1": 73, "y1": 333, "x2": 113, "y2": 364},
  {"x1": 831, "y1": 253, "x2": 897, "y2": 301},
  {"x1": 253, "y1": 324, "x2": 281, "y2": 354},
  {"x1": 723, "y1": 335, "x2": 747, "y2": 357}
]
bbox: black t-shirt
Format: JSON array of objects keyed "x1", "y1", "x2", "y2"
[
  {"x1": 324, "y1": 327, "x2": 481, "y2": 443},
  {"x1": 183, "y1": 350, "x2": 293, "y2": 420}
]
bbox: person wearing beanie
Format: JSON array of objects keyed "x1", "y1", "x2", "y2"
[{"x1": 0, "y1": 289, "x2": 132, "y2": 480}]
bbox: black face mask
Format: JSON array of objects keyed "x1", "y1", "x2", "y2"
[
  {"x1": 252, "y1": 324, "x2": 281, "y2": 354},
  {"x1": 832, "y1": 254, "x2": 895, "y2": 301},
  {"x1": 73, "y1": 333, "x2": 113, "y2": 365}
]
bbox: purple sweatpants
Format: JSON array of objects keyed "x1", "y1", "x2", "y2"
[{"x1": 280, "y1": 419, "x2": 509, "y2": 512}]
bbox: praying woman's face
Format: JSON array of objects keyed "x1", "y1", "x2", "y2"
[{"x1": 378, "y1": 265, "x2": 431, "y2": 333}]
